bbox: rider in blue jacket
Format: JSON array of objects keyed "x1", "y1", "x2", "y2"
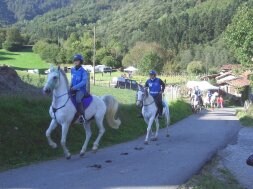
[
  {"x1": 145, "y1": 70, "x2": 165, "y2": 118},
  {"x1": 70, "y1": 54, "x2": 88, "y2": 122}
]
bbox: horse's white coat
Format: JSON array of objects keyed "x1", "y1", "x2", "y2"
[
  {"x1": 43, "y1": 67, "x2": 121, "y2": 159},
  {"x1": 136, "y1": 85, "x2": 170, "y2": 144}
]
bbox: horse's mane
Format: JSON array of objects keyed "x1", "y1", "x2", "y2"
[{"x1": 59, "y1": 68, "x2": 70, "y2": 87}]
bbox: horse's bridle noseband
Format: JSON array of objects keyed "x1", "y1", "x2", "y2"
[{"x1": 136, "y1": 90, "x2": 155, "y2": 107}]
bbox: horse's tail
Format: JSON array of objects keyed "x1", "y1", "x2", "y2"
[
  {"x1": 101, "y1": 95, "x2": 121, "y2": 129},
  {"x1": 163, "y1": 98, "x2": 170, "y2": 137},
  {"x1": 163, "y1": 99, "x2": 170, "y2": 126}
]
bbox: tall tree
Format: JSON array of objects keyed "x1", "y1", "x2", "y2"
[{"x1": 224, "y1": 5, "x2": 253, "y2": 66}]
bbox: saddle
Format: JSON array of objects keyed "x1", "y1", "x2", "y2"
[{"x1": 70, "y1": 94, "x2": 93, "y2": 111}]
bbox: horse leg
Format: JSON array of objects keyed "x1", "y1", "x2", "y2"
[
  {"x1": 92, "y1": 118, "x2": 105, "y2": 151},
  {"x1": 46, "y1": 119, "x2": 58, "y2": 148},
  {"x1": 145, "y1": 117, "x2": 155, "y2": 144},
  {"x1": 152, "y1": 117, "x2": 159, "y2": 141},
  {"x1": 80, "y1": 121, "x2": 92, "y2": 156},
  {"x1": 61, "y1": 122, "x2": 71, "y2": 159}
]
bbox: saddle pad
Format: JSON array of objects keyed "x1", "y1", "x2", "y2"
[{"x1": 71, "y1": 95, "x2": 93, "y2": 110}]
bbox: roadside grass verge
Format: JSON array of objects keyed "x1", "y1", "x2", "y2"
[
  {"x1": 179, "y1": 157, "x2": 242, "y2": 189},
  {"x1": 236, "y1": 106, "x2": 253, "y2": 127},
  {"x1": 0, "y1": 89, "x2": 191, "y2": 170}
]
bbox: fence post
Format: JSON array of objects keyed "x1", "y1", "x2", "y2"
[{"x1": 87, "y1": 72, "x2": 90, "y2": 93}]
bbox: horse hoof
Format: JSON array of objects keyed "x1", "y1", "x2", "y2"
[
  {"x1": 166, "y1": 134, "x2": 170, "y2": 138},
  {"x1": 144, "y1": 141, "x2": 148, "y2": 145},
  {"x1": 151, "y1": 137, "x2": 158, "y2": 141},
  {"x1": 66, "y1": 155, "x2": 71, "y2": 160},
  {"x1": 50, "y1": 143, "x2": 57, "y2": 149},
  {"x1": 80, "y1": 152, "x2": 85, "y2": 157}
]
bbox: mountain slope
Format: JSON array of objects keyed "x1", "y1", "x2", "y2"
[{"x1": 0, "y1": 0, "x2": 72, "y2": 25}]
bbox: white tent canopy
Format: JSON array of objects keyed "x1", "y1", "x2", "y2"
[
  {"x1": 124, "y1": 66, "x2": 138, "y2": 72},
  {"x1": 186, "y1": 81, "x2": 219, "y2": 91}
]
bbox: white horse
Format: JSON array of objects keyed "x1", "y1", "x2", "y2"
[
  {"x1": 203, "y1": 92, "x2": 219, "y2": 109},
  {"x1": 136, "y1": 85, "x2": 170, "y2": 144},
  {"x1": 43, "y1": 66, "x2": 121, "y2": 159}
]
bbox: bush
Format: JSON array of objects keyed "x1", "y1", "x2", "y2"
[
  {"x1": 187, "y1": 61, "x2": 205, "y2": 75},
  {"x1": 2, "y1": 41, "x2": 22, "y2": 51},
  {"x1": 138, "y1": 52, "x2": 163, "y2": 75}
]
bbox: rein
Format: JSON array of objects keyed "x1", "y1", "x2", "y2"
[
  {"x1": 52, "y1": 95, "x2": 70, "y2": 123},
  {"x1": 137, "y1": 90, "x2": 155, "y2": 107}
]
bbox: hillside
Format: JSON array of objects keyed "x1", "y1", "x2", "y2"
[
  {"x1": 1, "y1": 0, "x2": 252, "y2": 72},
  {"x1": 0, "y1": 0, "x2": 71, "y2": 25}
]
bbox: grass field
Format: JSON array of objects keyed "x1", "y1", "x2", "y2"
[
  {"x1": 0, "y1": 49, "x2": 49, "y2": 71},
  {"x1": 0, "y1": 48, "x2": 193, "y2": 85}
]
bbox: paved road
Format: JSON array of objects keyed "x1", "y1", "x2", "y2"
[{"x1": 0, "y1": 108, "x2": 241, "y2": 189}]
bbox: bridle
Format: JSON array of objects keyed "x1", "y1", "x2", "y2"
[{"x1": 136, "y1": 90, "x2": 155, "y2": 107}]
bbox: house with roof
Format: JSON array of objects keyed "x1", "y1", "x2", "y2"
[{"x1": 201, "y1": 64, "x2": 252, "y2": 100}]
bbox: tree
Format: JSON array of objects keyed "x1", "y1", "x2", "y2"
[
  {"x1": 138, "y1": 52, "x2": 163, "y2": 75},
  {"x1": 187, "y1": 61, "x2": 205, "y2": 74},
  {"x1": 224, "y1": 5, "x2": 253, "y2": 66},
  {"x1": 122, "y1": 42, "x2": 167, "y2": 68},
  {"x1": 0, "y1": 29, "x2": 6, "y2": 49},
  {"x1": 33, "y1": 40, "x2": 48, "y2": 54},
  {"x1": 3, "y1": 27, "x2": 23, "y2": 51},
  {"x1": 101, "y1": 56, "x2": 117, "y2": 67},
  {"x1": 40, "y1": 44, "x2": 60, "y2": 64}
]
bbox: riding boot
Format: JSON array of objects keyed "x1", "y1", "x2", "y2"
[
  {"x1": 158, "y1": 102, "x2": 163, "y2": 119},
  {"x1": 77, "y1": 103, "x2": 84, "y2": 123}
]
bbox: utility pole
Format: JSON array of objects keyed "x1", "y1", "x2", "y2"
[{"x1": 93, "y1": 25, "x2": 96, "y2": 85}]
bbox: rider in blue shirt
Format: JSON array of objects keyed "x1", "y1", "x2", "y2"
[
  {"x1": 207, "y1": 90, "x2": 212, "y2": 103},
  {"x1": 194, "y1": 86, "x2": 203, "y2": 106},
  {"x1": 145, "y1": 70, "x2": 165, "y2": 118},
  {"x1": 70, "y1": 54, "x2": 88, "y2": 122}
]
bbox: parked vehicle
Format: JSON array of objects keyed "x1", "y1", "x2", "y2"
[
  {"x1": 95, "y1": 65, "x2": 112, "y2": 73},
  {"x1": 112, "y1": 77, "x2": 138, "y2": 90},
  {"x1": 82, "y1": 65, "x2": 93, "y2": 72}
]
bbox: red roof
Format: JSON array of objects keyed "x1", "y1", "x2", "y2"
[{"x1": 226, "y1": 77, "x2": 250, "y2": 87}]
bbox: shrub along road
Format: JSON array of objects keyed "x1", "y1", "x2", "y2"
[{"x1": 0, "y1": 108, "x2": 241, "y2": 189}]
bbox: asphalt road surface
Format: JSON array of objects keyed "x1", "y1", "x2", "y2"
[{"x1": 0, "y1": 108, "x2": 241, "y2": 189}]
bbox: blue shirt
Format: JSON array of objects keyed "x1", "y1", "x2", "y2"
[
  {"x1": 71, "y1": 66, "x2": 87, "y2": 93},
  {"x1": 145, "y1": 78, "x2": 165, "y2": 97}
]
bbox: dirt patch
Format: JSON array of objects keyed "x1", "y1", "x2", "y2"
[{"x1": 0, "y1": 66, "x2": 41, "y2": 95}]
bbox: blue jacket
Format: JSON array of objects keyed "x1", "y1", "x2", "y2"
[
  {"x1": 71, "y1": 66, "x2": 87, "y2": 93},
  {"x1": 145, "y1": 78, "x2": 165, "y2": 97}
]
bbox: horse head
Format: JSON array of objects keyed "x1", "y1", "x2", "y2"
[
  {"x1": 43, "y1": 66, "x2": 61, "y2": 95},
  {"x1": 136, "y1": 84, "x2": 149, "y2": 107}
]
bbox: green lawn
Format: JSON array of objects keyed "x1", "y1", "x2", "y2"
[{"x1": 0, "y1": 49, "x2": 49, "y2": 71}]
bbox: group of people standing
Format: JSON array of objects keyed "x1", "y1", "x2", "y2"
[{"x1": 191, "y1": 87, "x2": 224, "y2": 108}]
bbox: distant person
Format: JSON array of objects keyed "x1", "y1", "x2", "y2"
[
  {"x1": 194, "y1": 86, "x2": 203, "y2": 106},
  {"x1": 219, "y1": 96, "x2": 224, "y2": 108},
  {"x1": 207, "y1": 90, "x2": 212, "y2": 103},
  {"x1": 70, "y1": 54, "x2": 88, "y2": 123},
  {"x1": 145, "y1": 70, "x2": 165, "y2": 119},
  {"x1": 216, "y1": 96, "x2": 221, "y2": 108}
]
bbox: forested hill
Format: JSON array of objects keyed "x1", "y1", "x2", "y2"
[
  {"x1": 19, "y1": 0, "x2": 246, "y2": 46},
  {"x1": 0, "y1": 0, "x2": 71, "y2": 25},
  {"x1": 1, "y1": 0, "x2": 252, "y2": 73}
]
